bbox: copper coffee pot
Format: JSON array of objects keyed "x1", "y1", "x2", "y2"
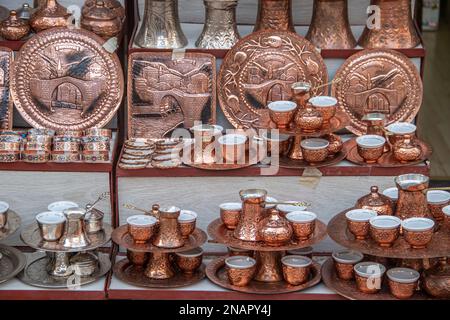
[
  {"x1": 395, "y1": 174, "x2": 432, "y2": 220},
  {"x1": 306, "y1": 0, "x2": 356, "y2": 49},
  {"x1": 254, "y1": 0, "x2": 295, "y2": 32},
  {"x1": 30, "y1": 0, "x2": 70, "y2": 33},
  {"x1": 152, "y1": 206, "x2": 184, "y2": 248},
  {"x1": 59, "y1": 208, "x2": 90, "y2": 249},
  {"x1": 234, "y1": 189, "x2": 268, "y2": 242},
  {"x1": 358, "y1": 0, "x2": 420, "y2": 49}
]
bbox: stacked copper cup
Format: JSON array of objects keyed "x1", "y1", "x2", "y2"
[
  {"x1": 23, "y1": 129, "x2": 54, "y2": 163},
  {"x1": 52, "y1": 130, "x2": 82, "y2": 163},
  {"x1": 81, "y1": 128, "x2": 112, "y2": 163},
  {"x1": 0, "y1": 131, "x2": 22, "y2": 163}
]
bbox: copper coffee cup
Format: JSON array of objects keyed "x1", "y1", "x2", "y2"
[
  {"x1": 286, "y1": 211, "x2": 317, "y2": 241},
  {"x1": 369, "y1": 216, "x2": 401, "y2": 248},
  {"x1": 178, "y1": 210, "x2": 198, "y2": 239},
  {"x1": 356, "y1": 135, "x2": 386, "y2": 164},
  {"x1": 387, "y1": 268, "x2": 420, "y2": 299},
  {"x1": 309, "y1": 96, "x2": 337, "y2": 125},
  {"x1": 225, "y1": 256, "x2": 256, "y2": 287},
  {"x1": 268, "y1": 101, "x2": 297, "y2": 129},
  {"x1": 127, "y1": 215, "x2": 157, "y2": 244},
  {"x1": 354, "y1": 262, "x2": 386, "y2": 294},
  {"x1": 332, "y1": 250, "x2": 364, "y2": 281},
  {"x1": 345, "y1": 209, "x2": 378, "y2": 240},
  {"x1": 427, "y1": 190, "x2": 450, "y2": 222},
  {"x1": 402, "y1": 218, "x2": 435, "y2": 249},
  {"x1": 300, "y1": 138, "x2": 329, "y2": 163},
  {"x1": 175, "y1": 248, "x2": 203, "y2": 274},
  {"x1": 281, "y1": 255, "x2": 312, "y2": 286},
  {"x1": 220, "y1": 203, "x2": 242, "y2": 230},
  {"x1": 218, "y1": 134, "x2": 248, "y2": 164}
]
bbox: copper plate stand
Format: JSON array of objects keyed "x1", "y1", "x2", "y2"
[
  {"x1": 206, "y1": 256, "x2": 321, "y2": 295},
  {"x1": 0, "y1": 210, "x2": 21, "y2": 241},
  {"x1": 0, "y1": 245, "x2": 27, "y2": 284}
]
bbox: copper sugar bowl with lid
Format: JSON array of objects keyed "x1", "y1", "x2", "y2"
[
  {"x1": 356, "y1": 186, "x2": 394, "y2": 216},
  {"x1": 0, "y1": 10, "x2": 30, "y2": 40},
  {"x1": 258, "y1": 209, "x2": 293, "y2": 247},
  {"x1": 83, "y1": 0, "x2": 125, "y2": 20},
  {"x1": 81, "y1": 0, "x2": 123, "y2": 40},
  {"x1": 30, "y1": 0, "x2": 71, "y2": 32}
]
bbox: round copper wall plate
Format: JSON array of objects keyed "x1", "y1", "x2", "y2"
[
  {"x1": 11, "y1": 27, "x2": 124, "y2": 131},
  {"x1": 218, "y1": 30, "x2": 328, "y2": 129},
  {"x1": 332, "y1": 49, "x2": 423, "y2": 136}
]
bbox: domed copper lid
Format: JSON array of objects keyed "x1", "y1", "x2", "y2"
[
  {"x1": 356, "y1": 186, "x2": 394, "y2": 216},
  {"x1": 83, "y1": 0, "x2": 117, "y2": 21}
]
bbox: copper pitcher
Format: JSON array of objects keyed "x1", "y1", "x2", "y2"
[
  {"x1": 59, "y1": 208, "x2": 90, "y2": 249},
  {"x1": 306, "y1": 0, "x2": 356, "y2": 49},
  {"x1": 358, "y1": 0, "x2": 420, "y2": 49},
  {"x1": 135, "y1": 0, "x2": 187, "y2": 49},
  {"x1": 395, "y1": 174, "x2": 431, "y2": 220},
  {"x1": 234, "y1": 189, "x2": 267, "y2": 242},
  {"x1": 30, "y1": 0, "x2": 70, "y2": 33},
  {"x1": 152, "y1": 206, "x2": 184, "y2": 248},
  {"x1": 254, "y1": 0, "x2": 295, "y2": 32}
]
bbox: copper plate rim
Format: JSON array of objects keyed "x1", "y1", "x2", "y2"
[
  {"x1": 111, "y1": 225, "x2": 208, "y2": 253},
  {"x1": 208, "y1": 218, "x2": 328, "y2": 252},
  {"x1": 280, "y1": 111, "x2": 350, "y2": 137},
  {"x1": 0, "y1": 47, "x2": 14, "y2": 130},
  {"x1": 113, "y1": 259, "x2": 206, "y2": 289},
  {"x1": 0, "y1": 210, "x2": 21, "y2": 241},
  {"x1": 346, "y1": 138, "x2": 432, "y2": 167},
  {"x1": 321, "y1": 258, "x2": 432, "y2": 300},
  {"x1": 0, "y1": 245, "x2": 27, "y2": 284},
  {"x1": 206, "y1": 256, "x2": 322, "y2": 295},
  {"x1": 327, "y1": 209, "x2": 450, "y2": 259}
]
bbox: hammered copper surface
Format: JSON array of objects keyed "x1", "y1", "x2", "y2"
[
  {"x1": 422, "y1": 258, "x2": 450, "y2": 299},
  {"x1": 144, "y1": 252, "x2": 175, "y2": 279},
  {"x1": 114, "y1": 259, "x2": 206, "y2": 288},
  {"x1": 403, "y1": 229, "x2": 434, "y2": 249},
  {"x1": 282, "y1": 263, "x2": 310, "y2": 286},
  {"x1": 179, "y1": 221, "x2": 196, "y2": 240},
  {"x1": 227, "y1": 263, "x2": 256, "y2": 287},
  {"x1": 254, "y1": 251, "x2": 284, "y2": 282},
  {"x1": 334, "y1": 261, "x2": 355, "y2": 281},
  {"x1": 11, "y1": 28, "x2": 123, "y2": 131},
  {"x1": 301, "y1": 147, "x2": 328, "y2": 164},
  {"x1": 395, "y1": 174, "x2": 431, "y2": 220},
  {"x1": 388, "y1": 279, "x2": 417, "y2": 300},
  {"x1": 281, "y1": 110, "x2": 350, "y2": 136},
  {"x1": 206, "y1": 257, "x2": 321, "y2": 295},
  {"x1": 208, "y1": 218, "x2": 327, "y2": 252},
  {"x1": 258, "y1": 210, "x2": 293, "y2": 247},
  {"x1": 234, "y1": 190, "x2": 267, "y2": 242},
  {"x1": 128, "y1": 52, "x2": 216, "y2": 139},
  {"x1": 0, "y1": 11, "x2": 31, "y2": 41},
  {"x1": 294, "y1": 105, "x2": 323, "y2": 133},
  {"x1": 80, "y1": 0, "x2": 123, "y2": 40},
  {"x1": 175, "y1": 253, "x2": 203, "y2": 274},
  {"x1": 83, "y1": 0, "x2": 125, "y2": 20},
  {"x1": 152, "y1": 208, "x2": 184, "y2": 249},
  {"x1": 218, "y1": 30, "x2": 328, "y2": 129},
  {"x1": 0, "y1": 245, "x2": 26, "y2": 284},
  {"x1": 332, "y1": 49, "x2": 423, "y2": 136},
  {"x1": 355, "y1": 273, "x2": 383, "y2": 294},
  {"x1": 393, "y1": 138, "x2": 422, "y2": 163},
  {"x1": 356, "y1": 186, "x2": 394, "y2": 216},
  {"x1": 328, "y1": 210, "x2": 450, "y2": 259},
  {"x1": 306, "y1": 0, "x2": 356, "y2": 49},
  {"x1": 30, "y1": 0, "x2": 70, "y2": 32},
  {"x1": 0, "y1": 48, "x2": 13, "y2": 130},
  {"x1": 357, "y1": 144, "x2": 384, "y2": 164},
  {"x1": 347, "y1": 220, "x2": 370, "y2": 241},
  {"x1": 220, "y1": 208, "x2": 241, "y2": 230},
  {"x1": 112, "y1": 225, "x2": 207, "y2": 253},
  {"x1": 127, "y1": 250, "x2": 149, "y2": 266},
  {"x1": 254, "y1": 0, "x2": 295, "y2": 32},
  {"x1": 0, "y1": 210, "x2": 21, "y2": 241}
]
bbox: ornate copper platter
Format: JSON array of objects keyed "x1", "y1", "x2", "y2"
[
  {"x1": 0, "y1": 210, "x2": 21, "y2": 241},
  {"x1": 0, "y1": 48, "x2": 13, "y2": 129},
  {"x1": 328, "y1": 210, "x2": 450, "y2": 259},
  {"x1": 0, "y1": 245, "x2": 26, "y2": 284},
  {"x1": 332, "y1": 49, "x2": 423, "y2": 136},
  {"x1": 114, "y1": 259, "x2": 206, "y2": 288},
  {"x1": 21, "y1": 223, "x2": 112, "y2": 253},
  {"x1": 18, "y1": 252, "x2": 111, "y2": 289},
  {"x1": 206, "y1": 256, "x2": 322, "y2": 295},
  {"x1": 112, "y1": 225, "x2": 207, "y2": 253},
  {"x1": 321, "y1": 258, "x2": 431, "y2": 300},
  {"x1": 11, "y1": 28, "x2": 124, "y2": 131},
  {"x1": 128, "y1": 52, "x2": 216, "y2": 139},
  {"x1": 346, "y1": 138, "x2": 432, "y2": 167},
  {"x1": 208, "y1": 219, "x2": 327, "y2": 252},
  {"x1": 218, "y1": 30, "x2": 328, "y2": 129}
]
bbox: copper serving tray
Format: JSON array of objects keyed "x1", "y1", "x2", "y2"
[
  {"x1": 21, "y1": 224, "x2": 112, "y2": 253},
  {"x1": 280, "y1": 111, "x2": 350, "y2": 137},
  {"x1": 208, "y1": 219, "x2": 327, "y2": 252},
  {"x1": 112, "y1": 226, "x2": 207, "y2": 253},
  {"x1": 0, "y1": 47, "x2": 13, "y2": 130},
  {"x1": 328, "y1": 210, "x2": 450, "y2": 259},
  {"x1": 321, "y1": 258, "x2": 431, "y2": 300},
  {"x1": 0, "y1": 210, "x2": 21, "y2": 241},
  {"x1": 346, "y1": 139, "x2": 432, "y2": 167},
  {"x1": 206, "y1": 256, "x2": 322, "y2": 295},
  {"x1": 18, "y1": 252, "x2": 111, "y2": 289},
  {"x1": 0, "y1": 245, "x2": 26, "y2": 284},
  {"x1": 114, "y1": 259, "x2": 206, "y2": 289}
]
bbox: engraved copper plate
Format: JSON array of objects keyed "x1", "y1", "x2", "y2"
[
  {"x1": 114, "y1": 259, "x2": 206, "y2": 289},
  {"x1": 0, "y1": 210, "x2": 21, "y2": 241},
  {"x1": 328, "y1": 210, "x2": 450, "y2": 259},
  {"x1": 0, "y1": 48, "x2": 13, "y2": 129},
  {"x1": 321, "y1": 258, "x2": 431, "y2": 300},
  {"x1": 208, "y1": 219, "x2": 327, "y2": 252},
  {"x1": 128, "y1": 52, "x2": 216, "y2": 139},
  {"x1": 206, "y1": 256, "x2": 322, "y2": 295},
  {"x1": 218, "y1": 30, "x2": 328, "y2": 129},
  {"x1": 346, "y1": 138, "x2": 432, "y2": 167},
  {"x1": 21, "y1": 223, "x2": 112, "y2": 253},
  {"x1": 11, "y1": 28, "x2": 124, "y2": 131},
  {"x1": 18, "y1": 252, "x2": 111, "y2": 289},
  {"x1": 112, "y1": 225, "x2": 207, "y2": 253},
  {"x1": 332, "y1": 49, "x2": 423, "y2": 136},
  {"x1": 0, "y1": 245, "x2": 26, "y2": 284}
]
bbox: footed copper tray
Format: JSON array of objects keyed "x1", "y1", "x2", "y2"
[
  {"x1": 328, "y1": 210, "x2": 450, "y2": 259},
  {"x1": 114, "y1": 259, "x2": 206, "y2": 288},
  {"x1": 18, "y1": 252, "x2": 111, "y2": 289},
  {"x1": 0, "y1": 210, "x2": 21, "y2": 241},
  {"x1": 208, "y1": 219, "x2": 327, "y2": 252},
  {"x1": 21, "y1": 224, "x2": 112, "y2": 253},
  {"x1": 346, "y1": 139, "x2": 432, "y2": 167},
  {"x1": 0, "y1": 245, "x2": 27, "y2": 284},
  {"x1": 206, "y1": 256, "x2": 322, "y2": 295},
  {"x1": 112, "y1": 226, "x2": 207, "y2": 253},
  {"x1": 280, "y1": 111, "x2": 350, "y2": 137},
  {"x1": 321, "y1": 258, "x2": 431, "y2": 300}
]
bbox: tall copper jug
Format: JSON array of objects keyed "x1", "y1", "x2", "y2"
[
  {"x1": 306, "y1": 0, "x2": 356, "y2": 49},
  {"x1": 358, "y1": 0, "x2": 420, "y2": 49},
  {"x1": 254, "y1": 0, "x2": 295, "y2": 32},
  {"x1": 234, "y1": 189, "x2": 267, "y2": 242},
  {"x1": 152, "y1": 206, "x2": 184, "y2": 248},
  {"x1": 395, "y1": 174, "x2": 431, "y2": 220}
]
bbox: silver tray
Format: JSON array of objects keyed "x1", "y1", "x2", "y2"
[
  {"x1": 0, "y1": 245, "x2": 27, "y2": 284},
  {"x1": 0, "y1": 210, "x2": 21, "y2": 241}
]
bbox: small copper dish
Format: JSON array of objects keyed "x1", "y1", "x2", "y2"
[
  {"x1": 402, "y1": 218, "x2": 435, "y2": 249},
  {"x1": 268, "y1": 101, "x2": 297, "y2": 129},
  {"x1": 354, "y1": 262, "x2": 386, "y2": 294},
  {"x1": 127, "y1": 215, "x2": 157, "y2": 244},
  {"x1": 345, "y1": 209, "x2": 378, "y2": 240},
  {"x1": 36, "y1": 212, "x2": 66, "y2": 242},
  {"x1": 178, "y1": 210, "x2": 198, "y2": 239},
  {"x1": 356, "y1": 135, "x2": 386, "y2": 164},
  {"x1": 218, "y1": 134, "x2": 248, "y2": 164},
  {"x1": 220, "y1": 203, "x2": 242, "y2": 230},
  {"x1": 281, "y1": 255, "x2": 312, "y2": 286},
  {"x1": 309, "y1": 96, "x2": 337, "y2": 125},
  {"x1": 225, "y1": 256, "x2": 257, "y2": 287},
  {"x1": 175, "y1": 247, "x2": 204, "y2": 274},
  {"x1": 427, "y1": 190, "x2": 450, "y2": 222},
  {"x1": 369, "y1": 216, "x2": 401, "y2": 248},
  {"x1": 300, "y1": 138, "x2": 329, "y2": 163},
  {"x1": 385, "y1": 122, "x2": 417, "y2": 145},
  {"x1": 127, "y1": 250, "x2": 149, "y2": 267},
  {"x1": 228, "y1": 247, "x2": 253, "y2": 257},
  {"x1": 332, "y1": 250, "x2": 364, "y2": 281},
  {"x1": 387, "y1": 267, "x2": 420, "y2": 299},
  {"x1": 286, "y1": 211, "x2": 317, "y2": 241},
  {"x1": 0, "y1": 201, "x2": 9, "y2": 229}
]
